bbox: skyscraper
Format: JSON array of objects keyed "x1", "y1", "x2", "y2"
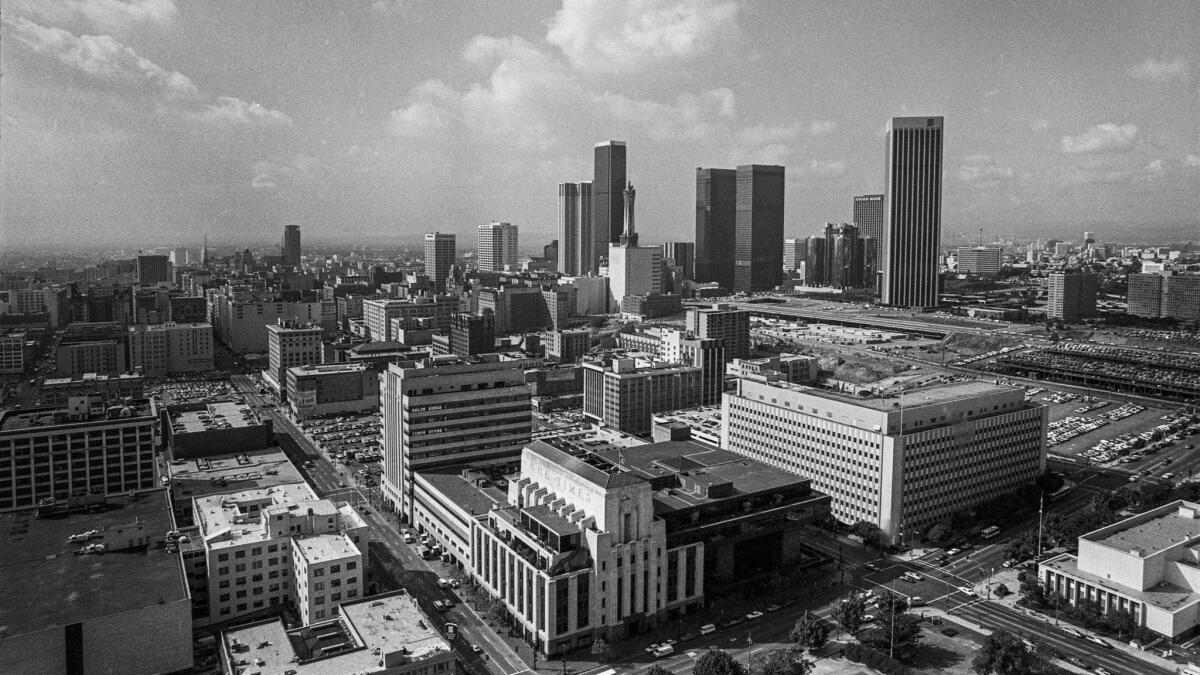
[
  {"x1": 424, "y1": 232, "x2": 456, "y2": 290},
  {"x1": 733, "y1": 164, "x2": 785, "y2": 293},
  {"x1": 282, "y1": 224, "x2": 301, "y2": 266},
  {"x1": 783, "y1": 238, "x2": 806, "y2": 273},
  {"x1": 823, "y1": 222, "x2": 864, "y2": 288},
  {"x1": 606, "y1": 183, "x2": 661, "y2": 312},
  {"x1": 558, "y1": 182, "x2": 593, "y2": 275},
  {"x1": 476, "y1": 221, "x2": 518, "y2": 272},
  {"x1": 1047, "y1": 269, "x2": 1098, "y2": 321},
  {"x1": 136, "y1": 254, "x2": 171, "y2": 285},
  {"x1": 662, "y1": 242, "x2": 695, "y2": 280},
  {"x1": 593, "y1": 141, "x2": 627, "y2": 246},
  {"x1": 695, "y1": 167, "x2": 737, "y2": 289},
  {"x1": 881, "y1": 117, "x2": 943, "y2": 308},
  {"x1": 853, "y1": 194, "x2": 884, "y2": 285}
]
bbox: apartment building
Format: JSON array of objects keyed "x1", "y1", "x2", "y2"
[
  {"x1": 582, "y1": 357, "x2": 703, "y2": 435},
  {"x1": 686, "y1": 304, "x2": 750, "y2": 360},
  {"x1": 381, "y1": 354, "x2": 534, "y2": 520},
  {"x1": 127, "y1": 322, "x2": 215, "y2": 377},
  {"x1": 0, "y1": 399, "x2": 158, "y2": 513},
  {"x1": 192, "y1": 483, "x2": 367, "y2": 625},
  {"x1": 721, "y1": 378, "x2": 1046, "y2": 542}
]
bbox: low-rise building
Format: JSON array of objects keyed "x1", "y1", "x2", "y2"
[
  {"x1": 164, "y1": 400, "x2": 274, "y2": 459},
  {"x1": 40, "y1": 372, "x2": 145, "y2": 407},
  {"x1": 0, "y1": 489, "x2": 193, "y2": 675},
  {"x1": 1040, "y1": 500, "x2": 1200, "y2": 640},
  {"x1": 286, "y1": 363, "x2": 379, "y2": 419},
  {"x1": 220, "y1": 590, "x2": 456, "y2": 675},
  {"x1": 582, "y1": 356, "x2": 703, "y2": 435}
]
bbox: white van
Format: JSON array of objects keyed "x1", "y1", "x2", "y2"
[
  {"x1": 652, "y1": 644, "x2": 675, "y2": 658},
  {"x1": 699, "y1": 624, "x2": 717, "y2": 635}
]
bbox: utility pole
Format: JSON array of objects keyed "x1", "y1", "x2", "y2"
[{"x1": 1036, "y1": 493, "x2": 1045, "y2": 562}]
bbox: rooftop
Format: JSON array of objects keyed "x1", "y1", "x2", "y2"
[
  {"x1": 294, "y1": 532, "x2": 361, "y2": 564},
  {"x1": 194, "y1": 483, "x2": 318, "y2": 547},
  {"x1": 169, "y1": 400, "x2": 262, "y2": 433},
  {"x1": 167, "y1": 448, "x2": 304, "y2": 505},
  {"x1": 749, "y1": 377, "x2": 1022, "y2": 412},
  {"x1": 0, "y1": 400, "x2": 156, "y2": 432},
  {"x1": 1089, "y1": 502, "x2": 1200, "y2": 556},
  {"x1": 1042, "y1": 553, "x2": 1200, "y2": 614},
  {"x1": 0, "y1": 489, "x2": 189, "y2": 634},
  {"x1": 414, "y1": 469, "x2": 507, "y2": 518}
]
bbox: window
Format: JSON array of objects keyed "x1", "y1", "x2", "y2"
[
  {"x1": 217, "y1": 553, "x2": 229, "y2": 562},
  {"x1": 218, "y1": 593, "x2": 230, "y2": 602},
  {"x1": 346, "y1": 561, "x2": 357, "y2": 570},
  {"x1": 315, "y1": 596, "x2": 325, "y2": 605},
  {"x1": 330, "y1": 564, "x2": 341, "y2": 573},
  {"x1": 218, "y1": 580, "x2": 230, "y2": 589}
]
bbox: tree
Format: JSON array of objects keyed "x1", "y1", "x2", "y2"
[
  {"x1": 993, "y1": 583, "x2": 1011, "y2": 598},
  {"x1": 831, "y1": 594, "x2": 866, "y2": 636},
  {"x1": 750, "y1": 647, "x2": 813, "y2": 675},
  {"x1": 859, "y1": 613, "x2": 923, "y2": 663},
  {"x1": 693, "y1": 649, "x2": 747, "y2": 675},
  {"x1": 647, "y1": 666, "x2": 674, "y2": 675},
  {"x1": 789, "y1": 611, "x2": 829, "y2": 650},
  {"x1": 851, "y1": 520, "x2": 883, "y2": 546},
  {"x1": 972, "y1": 630, "x2": 1039, "y2": 675},
  {"x1": 591, "y1": 638, "x2": 613, "y2": 662}
]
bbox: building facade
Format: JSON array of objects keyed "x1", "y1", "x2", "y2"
[
  {"x1": 956, "y1": 246, "x2": 1002, "y2": 278},
  {"x1": 721, "y1": 378, "x2": 1046, "y2": 542},
  {"x1": 733, "y1": 164, "x2": 786, "y2": 293},
  {"x1": 424, "y1": 232, "x2": 457, "y2": 290},
  {"x1": 686, "y1": 304, "x2": 750, "y2": 360},
  {"x1": 881, "y1": 117, "x2": 943, "y2": 308},
  {"x1": 362, "y1": 296, "x2": 459, "y2": 342},
  {"x1": 558, "y1": 182, "x2": 594, "y2": 276},
  {"x1": 661, "y1": 242, "x2": 695, "y2": 281},
  {"x1": 1047, "y1": 270, "x2": 1098, "y2": 321},
  {"x1": 282, "y1": 224, "x2": 302, "y2": 266},
  {"x1": 593, "y1": 141, "x2": 627, "y2": 246},
  {"x1": 477, "y1": 221, "x2": 520, "y2": 272},
  {"x1": 695, "y1": 167, "x2": 738, "y2": 290},
  {"x1": 853, "y1": 194, "x2": 885, "y2": 280},
  {"x1": 127, "y1": 322, "x2": 215, "y2": 377},
  {"x1": 582, "y1": 357, "x2": 703, "y2": 435},
  {"x1": 136, "y1": 254, "x2": 172, "y2": 285},
  {"x1": 265, "y1": 319, "x2": 323, "y2": 397},
  {"x1": 286, "y1": 363, "x2": 379, "y2": 419}
]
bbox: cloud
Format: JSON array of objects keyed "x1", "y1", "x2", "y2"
[
  {"x1": 982, "y1": 89, "x2": 999, "y2": 98},
  {"x1": 959, "y1": 154, "x2": 1015, "y2": 188},
  {"x1": 251, "y1": 156, "x2": 325, "y2": 190},
  {"x1": 198, "y1": 97, "x2": 293, "y2": 128},
  {"x1": 546, "y1": 0, "x2": 741, "y2": 73},
  {"x1": 1060, "y1": 123, "x2": 1138, "y2": 154},
  {"x1": 7, "y1": 0, "x2": 176, "y2": 34},
  {"x1": 1129, "y1": 57, "x2": 1189, "y2": 83},
  {"x1": 808, "y1": 120, "x2": 837, "y2": 136},
  {"x1": 1030, "y1": 119, "x2": 1048, "y2": 132},
  {"x1": 3, "y1": 16, "x2": 196, "y2": 99},
  {"x1": 798, "y1": 159, "x2": 846, "y2": 177},
  {"x1": 1185, "y1": 154, "x2": 1200, "y2": 168}
]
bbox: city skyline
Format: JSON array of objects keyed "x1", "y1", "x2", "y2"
[{"x1": 2, "y1": 1, "x2": 1198, "y2": 250}]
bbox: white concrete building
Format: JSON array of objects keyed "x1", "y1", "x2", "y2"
[
  {"x1": 127, "y1": 322, "x2": 215, "y2": 377},
  {"x1": 265, "y1": 319, "x2": 322, "y2": 397},
  {"x1": 721, "y1": 378, "x2": 1046, "y2": 542},
  {"x1": 605, "y1": 244, "x2": 661, "y2": 313},
  {"x1": 477, "y1": 221, "x2": 519, "y2": 272},
  {"x1": 1041, "y1": 500, "x2": 1200, "y2": 639}
]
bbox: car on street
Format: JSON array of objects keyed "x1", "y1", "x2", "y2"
[
  {"x1": 687, "y1": 650, "x2": 700, "y2": 660},
  {"x1": 1086, "y1": 635, "x2": 1112, "y2": 649},
  {"x1": 957, "y1": 586, "x2": 978, "y2": 597},
  {"x1": 765, "y1": 604, "x2": 780, "y2": 613},
  {"x1": 1066, "y1": 655, "x2": 1087, "y2": 668},
  {"x1": 947, "y1": 548, "x2": 961, "y2": 556},
  {"x1": 1063, "y1": 628, "x2": 1085, "y2": 639},
  {"x1": 746, "y1": 611, "x2": 764, "y2": 620},
  {"x1": 699, "y1": 624, "x2": 717, "y2": 635},
  {"x1": 651, "y1": 644, "x2": 675, "y2": 658},
  {"x1": 910, "y1": 596, "x2": 925, "y2": 607},
  {"x1": 471, "y1": 644, "x2": 483, "y2": 654}
]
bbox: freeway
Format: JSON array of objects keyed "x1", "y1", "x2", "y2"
[{"x1": 229, "y1": 375, "x2": 532, "y2": 675}]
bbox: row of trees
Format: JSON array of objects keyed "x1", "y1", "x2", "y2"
[
  {"x1": 1018, "y1": 578, "x2": 1155, "y2": 643},
  {"x1": 644, "y1": 646, "x2": 814, "y2": 675}
]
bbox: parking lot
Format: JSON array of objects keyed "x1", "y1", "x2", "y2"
[{"x1": 297, "y1": 411, "x2": 382, "y2": 487}]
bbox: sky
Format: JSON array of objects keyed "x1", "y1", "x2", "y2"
[{"x1": 2, "y1": 0, "x2": 1198, "y2": 251}]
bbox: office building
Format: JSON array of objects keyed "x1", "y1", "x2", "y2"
[
  {"x1": 169, "y1": 295, "x2": 208, "y2": 323},
  {"x1": 1040, "y1": 501, "x2": 1200, "y2": 640},
  {"x1": 1127, "y1": 273, "x2": 1164, "y2": 318},
  {"x1": 219, "y1": 591, "x2": 456, "y2": 675},
  {"x1": 0, "y1": 490, "x2": 192, "y2": 675},
  {"x1": 695, "y1": 167, "x2": 738, "y2": 289},
  {"x1": 362, "y1": 296, "x2": 459, "y2": 342},
  {"x1": 136, "y1": 254, "x2": 172, "y2": 285},
  {"x1": 40, "y1": 373, "x2": 144, "y2": 407},
  {"x1": 722, "y1": 378, "x2": 1046, "y2": 542},
  {"x1": 582, "y1": 356, "x2": 703, "y2": 435},
  {"x1": 956, "y1": 246, "x2": 1002, "y2": 278},
  {"x1": 823, "y1": 222, "x2": 864, "y2": 288},
  {"x1": 734, "y1": 164, "x2": 786, "y2": 293},
  {"x1": 853, "y1": 194, "x2": 885, "y2": 281},
  {"x1": 1047, "y1": 270, "x2": 1098, "y2": 321},
  {"x1": 548, "y1": 329, "x2": 591, "y2": 364},
  {"x1": 466, "y1": 434, "x2": 830, "y2": 655},
  {"x1": 424, "y1": 232, "x2": 456, "y2": 290},
  {"x1": 558, "y1": 182, "x2": 593, "y2": 275},
  {"x1": 803, "y1": 237, "x2": 826, "y2": 286},
  {"x1": 282, "y1": 224, "x2": 302, "y2": 266},
  {"x1": 0, "y1": 399, "x2": 159, "y2": 513},
  {"x1": 265, "y1": 319, "x2": 323, "y2": 397},
  {"x1": 606, "y1": 183, "x2": 662, "y2": 312},
  {"x1": 662, "y1": 242, "x2": 695, "y2": 280},
  {"x1": 1163, "y1": 273, "x2": 1200, "y2": 323},
  {"x1": 287, "y1": 363, "x2": 379, "y2": 419},
  {"x1": 477, "y1": 221, "x2": 519, "y2": 272},
  {"x1": 881, "y1": 117, "x2": 944, "y2": 308},
  {"x1": 127, "y1": 322, "x2": 214, "y2": 377},
  {"x1": 207, "y1": 292, "x2": 328, "y2": 354},
  {"x1": 0, "y1": 330, "x2": 28, "y2": 374},
  {"x1": 381, "y1": 355, "x2": 533, "y2": 519},
  {"x1": 193, "y1": 483, "x2": 367, "y2": 625},
  {"x1": 686, "y1": 304, "x2": 750, "y2": 360},
  {"x1": 660, "y1": 329, "x2": 725, "y2": 405},
  {"x1": 783, "y1": 238, "x2": 806, "y2": 273},
  {"x1": 593, "y1": 141, "x2": 627, "y2": 245},
  {"x1": 448, "y1": 311, "x2": 495, "y2": 357}
]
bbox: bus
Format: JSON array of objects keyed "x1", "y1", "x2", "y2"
[
  {"x1": 443, "y1": 622, "x2": 458, "y2": 642},
  {"x1": 980, "y1": 525, "x2": 1001, "y2": 540}
]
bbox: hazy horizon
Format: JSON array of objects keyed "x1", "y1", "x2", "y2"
[{"x1": 2, "y1": 1, "x2": 1197, "y2": 249}]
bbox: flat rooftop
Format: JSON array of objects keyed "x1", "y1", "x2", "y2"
[
  {"x1": 194, "y1": 483, "x2": 318, "y2": 547},
  {"x1": 222, "y1": 591, "x2": 451, "y2": 675},
  {"x1": 168, "y1": 448, "x2": 305, "y2": 505},
  {"x1": 415, "y1": 469, "x2": 507, "y2": 517},
  {"x1": 0, "y1": 489, "x2": 189, "y2": 634},
  {"x1": 756, "y1": 378, "x2": 1021, "y2": 411},
  {"x1": 170, "y1": 400, "x2": 262, "y2": 433},
  {"x1": 0, "y1": 400, "x2": 155, "y2": 432},
  {"x1": 1091, "y1": 503, "x2": 1200, "y2": 556},
  {"x1": 1042, "y1": 553, "x2": 1200, "y2": 614},
  {"x1": 295, "y1": 532, "x2": 361, "y2": 564}
]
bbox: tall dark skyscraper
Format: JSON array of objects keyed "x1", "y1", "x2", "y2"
[
  {"x1": 822, "y1": 222, "x2": 864, "y2": 288},
  {"x1": 733, "y1": 164, "x2": 785, "y2": 293},
  {"x1": 592, "y1": 141, "x2": 627, "y2": 246},
  {"x1": 882, "y1": 117, "x2": 943, "y2": 308},
  {"x1": 136, "y1": 254, "x2": 171, "y2": 285},
  {"x1": 558, "y1": 182, "x2": 592, "y2": 276},
  {"x1": 853, "y1": 194, "x2": 884, "y2": 285},
  {"x1": 694, "y1": 167, "x2": 737, "y2": 290},
  {"x1": 282, "y1": 224, "x2": 301, "y2": 266}
]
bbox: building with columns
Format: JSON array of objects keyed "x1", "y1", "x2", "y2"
[{"x1": 1040, "y1": 500, "x2": 1200, "y2": 640}]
